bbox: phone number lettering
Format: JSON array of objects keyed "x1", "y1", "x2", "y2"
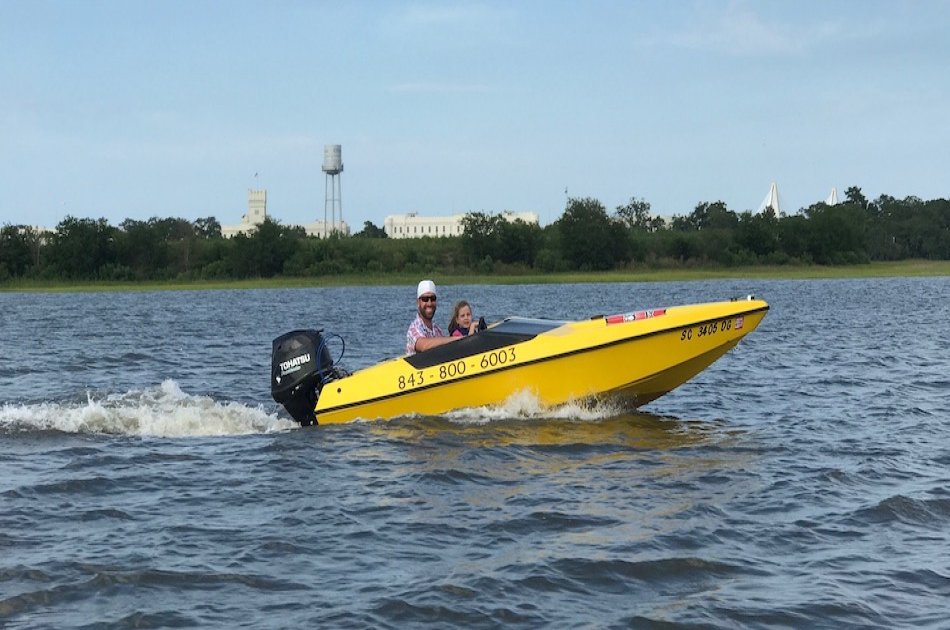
[
  {"x1": 397, "y1": 347, "x2": 517, "y2": 390},
  {"x1": 480, "y1": 347, "x2": 516, "y2": 368}
]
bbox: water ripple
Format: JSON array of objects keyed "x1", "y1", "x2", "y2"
[{"x1": 1, "y1": 278, "x2": 949, "y2": 628}]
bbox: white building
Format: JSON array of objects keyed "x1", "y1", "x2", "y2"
[
  {"x1": 383, "y1": 210, "x2": 539, "y2": 239},
  {"x1": 301, "y1": 220, "x2": 350, "y2": 238},
  {"x1": 221, "y1": 190, "x2": 268, "y2": 238}
]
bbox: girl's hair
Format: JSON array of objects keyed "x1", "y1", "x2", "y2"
[{"x1": 448, "y1": 300, "x2": 471, "y2": 334}]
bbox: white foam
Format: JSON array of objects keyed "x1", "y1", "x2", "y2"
[
  {"x1": 443, "y1": 389, "x2": 627, "y2": 425},
  {"x1": 0, "y1": 379, "x2": 296, "y2": 437}
]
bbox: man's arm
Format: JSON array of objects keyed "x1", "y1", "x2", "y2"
[{"x1": 415, "y1": 335, "x2": 456, "y2": 353}]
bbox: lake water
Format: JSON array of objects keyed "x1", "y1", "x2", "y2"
[{"x1": 1, "y1": 277, "x2": 948, "y2": 628}]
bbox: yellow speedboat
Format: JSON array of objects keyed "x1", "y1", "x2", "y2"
[{"x1": 271, "y1": 296, "x2": 769, "y2": 425}]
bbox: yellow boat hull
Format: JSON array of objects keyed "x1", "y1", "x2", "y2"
[{"x1": 311, "y1": 297, "x2": 769, "y2": 425}]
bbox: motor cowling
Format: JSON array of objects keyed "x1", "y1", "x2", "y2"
[{"x1": 271, "y1": 329, "x2": 334, "y2": 425}]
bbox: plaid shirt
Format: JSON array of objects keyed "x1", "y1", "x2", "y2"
[{"x1": 405, "y1": 314, "x2": 444, "y2": 355}]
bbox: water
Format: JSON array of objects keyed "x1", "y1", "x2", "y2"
[{"x1": 2, "y1": 278, "x2": 949, "y2": 628}]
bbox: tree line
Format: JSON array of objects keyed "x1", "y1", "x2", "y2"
[{"x1": 1, "y1": 186, "x2": 947, "y2": 282}]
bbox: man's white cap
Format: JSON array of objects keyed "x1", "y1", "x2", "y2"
[{"x1": 417, "y1": 279, "x2": 437, "y2": 298}]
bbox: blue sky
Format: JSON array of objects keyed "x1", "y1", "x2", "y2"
[{"x1": 2, "y1": 1, "x2": 948, "y2": 230}]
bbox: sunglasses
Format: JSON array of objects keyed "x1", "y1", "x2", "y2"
[{"x1": 419, "y1": 295, "x2": 437, "y2": 303}]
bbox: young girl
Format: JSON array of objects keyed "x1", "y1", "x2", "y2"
[{"x1": 448, "y1": 300, "x2": 476, "y2": 337}]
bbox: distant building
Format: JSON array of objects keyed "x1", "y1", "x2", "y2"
[
  {"x1": 221, "y1": 189, "x2": 349, "y2": 238},
  {"x1": 222, "y1": 190, "x2": 268, "y2": 238},
  {"x1": 301, "y1": 219, "x2": 350, "y2": 238},
  {"x1": 757, "y1": 182, "x2": 782, "y2": 215},
  {"x1": 384, "y1": 212, "x2": 465, "y2": 238},
  {"x1": 383, "y1": 210, "x2": 539, "y2": 239},
  {"x1": 17, "y1": 225, "x2": 51, "y2": 235},
  {"x1": 9, "y1": 225, "x2": 52, "y2": 246}
]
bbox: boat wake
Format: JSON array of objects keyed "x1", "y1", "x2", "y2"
[
  {"x1": 3, "y1": 383, "x2": 652, "y2": 438},
  {"x1": 0, "y1": 380, "x2": 296, "y2": 437},
  {"x1": 442, "y1": 389, "x2": 630, "y2": 425}
]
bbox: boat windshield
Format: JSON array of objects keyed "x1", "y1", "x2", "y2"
[
  {"x1": 488, "y1": 317, "x2": 567, "y2": 336},
  {"x1": 403, "y1": 317, "x2": 566, "y2": 369}
]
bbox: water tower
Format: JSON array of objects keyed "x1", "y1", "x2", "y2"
[{"x1": 322, "y1": 144, "x2": 343, "y2": 231}]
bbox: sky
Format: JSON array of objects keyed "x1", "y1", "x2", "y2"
[{"x1": 2, "y1": 0, "x2": 948, "y2": 231}]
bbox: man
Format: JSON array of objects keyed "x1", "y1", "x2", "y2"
[{"x1": 405, "y1": 279, "x2": 456, "y2": 355}]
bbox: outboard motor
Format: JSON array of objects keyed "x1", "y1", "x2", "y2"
[{"x1": 271, "y1": 329, "x2": 335, "y2": 426}]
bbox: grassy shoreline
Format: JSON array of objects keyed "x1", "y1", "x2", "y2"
[{"x1": 2, "y1": 260, "x2": 947, "y2": 293}]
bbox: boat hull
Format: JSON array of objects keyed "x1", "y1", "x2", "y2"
[{"x1": 310, "y1": 298, "x2": 768, "y2": 424}]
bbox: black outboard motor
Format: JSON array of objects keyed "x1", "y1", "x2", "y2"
[{"x1": 271, "y1": 329, "x2": 334, "y2": 426}]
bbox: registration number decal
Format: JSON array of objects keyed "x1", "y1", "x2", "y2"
[{"x1": 680, "y1": 317, "x2": 735, "y2": 342}]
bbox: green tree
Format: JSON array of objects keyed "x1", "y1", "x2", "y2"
[
  {"x1": 803, "y1": 202, "x2": 868, "y2": 264},
  {"x1": 194, "y1": 217, "x2": 222, "y2": 239},
  {"x1": 0, "y1": 225, "x2": 35, "y2": 278},
  {"x1": 684, "y1": 201, "x2": 738, "y2": 231},
  {"x1": 460, "y1": 212, "x2": 504, "y2": 264},
  {"x1": 777, "y1": 214, "x2": 810, "y2": 262},
  {"x1": 659, "y1": 230, "x2": 700, "y2": 262},
  {"x1": 845, "y1": 185, "x2": 868, "y2": 208},
  {"x1": 615, "y1": 197, "x2": 653, "y2": 231},
  {"x1": 47, "y1": 216, "x2": 118, "y2": 279},
  {"x1": 557, "y1": 197, "x2": 626, "y2": 270},
  {"x1": 354, "y1": 221, "x2": 388, "y2": 238},
  {"x1": 665, "y1": 202, "x2": 737, "y2": 263},
  {"x1": 496, "y1": 218, "x2": 542, "y2": 266},
  {"x1": 734, "y1": 211, "x2": 779, "y2": 260},
  {"x1": 227, "y1": 218, "x2": 305, "y2": 278},
  {"x1": 669, "y1": 215, "x2": 691, "y2": 231},
  {"x1": 117, "y1": 219, "x2": 169, "y2": 278},
  {"x1": 870, "y1": 195, "x2": 950, "y2": 260},
  {"x1": 155, "y1": 217, "x2": 198, "y2": 274}
]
